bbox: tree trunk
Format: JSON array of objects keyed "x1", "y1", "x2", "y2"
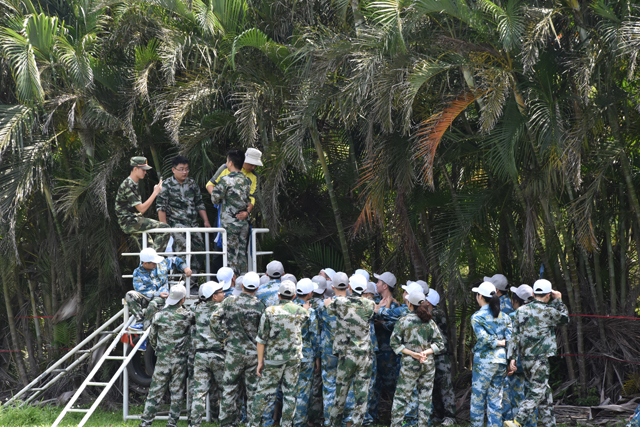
[
  {"x1": 27, "y1": 279, "x2": 45, "y2": 362},
  {"x1": 75, "y1": 259, "x2": 83, "y2": 345},
  {"x1": 605, "y1": 225, "x2": 617, "y2": 314},
  {"x1": 311, "y1": 122, "x2": 352, "y2": 272},
  {"x1": 619, "y1": 214, "x2": 627, "y2": 312},
  {"x1": 1, "y1": 273, "x2": 29, "y2": 385}
]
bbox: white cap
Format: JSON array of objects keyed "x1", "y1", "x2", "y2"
[
  {"x1": 426, "y1": 289, "x2": 440, "y2": 306},
  {"x1": 200, "y1": 281, "x2": 223, "y2": 299},
  {"x1": 416, "y1": 280, "x2": 429, "y2": 294},
  {"x1": 266, "y1": 260, "x2": 284, "y2": 278},
  {"x1": 484, "y1": 274, "x2": 508, "y2": 291},
  {"x1": 374, "y1": 272, "x2": 397, "y2": 288},
  {"x1": 278, "y1": 280, "x2": 296, "y2": 297},
  {"x1": 355, "y1": 269, "x2": 370, "y2": 282},
  {"x1": 349, "y1": 274, "x2": 367, "y2": 294},
  {"x1": 260, "y1": 274, "x2": 270, "y2": 285},
  {"x1": 166, "y1": 284, "x2": 187, "y2": 305},
  {"x1": 532, "y1": 279, "x2": 552, "y2": 295},
  {"x1": 472, "y1": 281, "x2": 497, "y2": 297},
  {"x1": 321, "y1": 268, "x2": 336, "y2": 280},
  {"x1": 511, "y1": 284, "x2": 534, "y2": 301},
  {"x1": 232, "y1": 287, "x2": 242, "y2": 296},
  {"x1": 245, "y1": 147, "x2": 263, "y2": 166},
  {"x1": 406, "y1": 290, "x2": 426, "y2": 306},
  {"x1": 140, "y1": 248, "x2": 163, "y2": 263},
  {"x1": 402, "y1": 281, "x2": 423, "y2": 294},
  {"x1": 243, "y1": 272, "x2": 260, "y2": 290},
  {"x1": 332, "y1": 272, "x2": 349, "y2": 289},
  {"x1": 365, "y1": 281, "x2": 378, "y2": 295},
  {"x1": 297, "y1": 278, "x2": 315, "y2": 295},
  {"x1": 311, "y1": 275, "x2": 328, "y2": 294},
  {"x1": 282, "y1": 273, "x2": 297, "y2": 285},
  {"x1": 217, "y1": 267, "x2": 234, "y2": 290}
]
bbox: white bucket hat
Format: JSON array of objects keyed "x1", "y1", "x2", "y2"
[{"x1": 245, "y1": 148, "x2": 263, "y2": 166}]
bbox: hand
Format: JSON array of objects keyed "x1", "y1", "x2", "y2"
[
  {"x1": 551, "y1": 290, "x2": 562, "y2": 300},
  {"x1": 184, "y1": 267, "x2": 193, "y2": 277},
  {"x1": 508, "y1": 360, "x2": 517, "y2": 376},
  {"x1": 153, "y1": 180, "x2": 163, "y2": 195},
  {"x1": 496, "y1": 339, "x2": 506, "y2": 347},
  {"x1": 257, "y1": 360, "x2": 264, "y2": 377},
  {"x1": 303, "y1": 301, "x2": 311, "y2": 310},
  {"x1": 315, "y1": 358, "x2": 321, "y2": 373},
  {"x1": 203, "y1": 220, "x2": 211, "y2": 227},
  {"x1": 160, "y1": 292, "x2": 169, "y2": 298},
  {"x1": 323, "y1": 298, "x2": 332, "y2": 307},
  {"x1": 392, "y1": 298, "x2": 399, "y2": 306},
  {"x1": 385, "y1": 298, "x2": 393, "y2": 308},
  {"x1": 236, "y1": 211, "x2": 249, "y2": 221}
]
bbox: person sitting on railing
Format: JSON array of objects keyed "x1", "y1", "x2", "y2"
[
  {"x1": 125, "y1": 248, "x2": 192, "y2": 330},
  {"x1": 157, "y1": 155, "x2": 211, "y2": 272},
  {"x1": 115, "y1": 156, "x2": 171, "y2": 251}
]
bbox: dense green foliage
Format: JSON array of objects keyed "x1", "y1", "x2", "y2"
[{"x1": 3, "y1": 0, "x2": 640, "y2": 402}]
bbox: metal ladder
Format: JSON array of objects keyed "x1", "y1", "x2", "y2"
[
  {"x1": 51, "y1": 316, "x2": 149, "y2": 427},
  {"x1": 4, "y1": 309, "x2": 128, "y2": 407}
]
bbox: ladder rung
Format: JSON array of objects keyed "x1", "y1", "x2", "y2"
[
  {"x1": 31, "y1": 387, "x2": 45, "y2": 391},
  {"x1": 52, "y1": 368, "x2": 66, "y2": 373},
  {"x1": 77, "y1": 350, "x2": 91, "y2": 354},
  {"x1": 105, "y1": 356, "x2": 126, "y2": 360},
  {"x1": 99, "y1": 330, "x2": 118, "y2": 334},
  {"x1": 67, "y1": 408, "x2": 88, "y2": 413},
  {"x1": 87, "y1": 382, "x2": 109, "y2": 387}
]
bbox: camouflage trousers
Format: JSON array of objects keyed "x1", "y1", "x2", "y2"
[
  {"x1": 329, "y1": 352, "x2": 373, "y2": 427},
  {"x1": 140, "y1": 353, "x2": 188, "y2": 427},
  {"x1": 321, "y1": 354, "x2": 356, "y2": 426},
  {"x1": 220, "y1": 351, "x2": 260, "y2": 426},
  {"x1": 515, "y1": 357, "x2": 555, "y2": 427},
  {"x1": 249, "y1": 359, "x2": 301, "y2": 427},
  {"x1": 470, "y1": 362, "x2": 506, "y2": 427},
  {"x1": 502, "y1": 370, "x2": 523, "y2": 421},
  {"x1": 294, "y1": 360, "x2": 315, "y2": 427},
  {"x1": 363, "y1": 353, "x2": 377, "y2": 425},
  {"x1": 189, "y1": 351, "x2": 225, "y2": 427},
  {"x1": 375, "y1": 350, "x2": 401, "y2": 403},
  {"x1": 221, "y1": 219, "x2": 249, "y2": 274},
  {"x1": 390, "y1": 355, "x2": 435, "y2": 427},
  {"x1": 433, "y1": 353, "x2": 456, "y2": 419},
  {"x1": 125, "y1": 292, "x2": 164, "y2": 329},
  {"x1": 169, "y1": 222, "x2": 204, "y2": 272},
  {"x1": 309, "y1": 366, "x2": 324, "y2": 422},
  {"x1": 120, "y1": 217, "x2": 171, "y2": 252},
  {"x1": 627, "y1": 403, "x2": 640, "y2": 427}
]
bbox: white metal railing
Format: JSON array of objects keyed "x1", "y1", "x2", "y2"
[{"x1": 250, "y1": 228, "x2": 273, "y2": 273}]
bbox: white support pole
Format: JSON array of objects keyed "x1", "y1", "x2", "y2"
[
  {"x1": 205, "y1": 232, "x2": 211, "y2": 282},
  {"x1": 222, "y1": 230, "x2": 228, "y2": 267},
  {"x1": 186, "y1": 230, "x2": 192, "y2": 292},
  {"x1": 122, "y1": 300, "x2": 129, "y2": 421}
]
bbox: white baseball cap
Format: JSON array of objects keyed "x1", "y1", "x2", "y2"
[
  {"x1": 166, "y1": 284, "x2": 187, "y2": 305},
  {"x1": 416, "y1": 280, "x2": 429, "y2": 294},
  {"x1": 321, "y1": 268, "x2": 336, "y2": 280},
  {"x1": 260, "y1": 274, "x2": 270, "y2": 285},
  {"x1": 297, "y1": 278, "x2": 315, "y2": 295},
  {"x1": 245, "y1": 147, "x2": 263, "y2": 166},
  {"x1": 406, "y1": 290, "x2": 426, "y2": 306},
  {"x1": 349, "y1": 274, "x2": 368, "y2": 294},
  {"x1": 532, "y1": 279, "x2": 552, "y2": 295},
  {"x1": 355, "y1": 269, "x2": 370, "y2": 282},
  {"x1": 426, "y1": 289, "x2": 440, "y2": 306},
  {"x1": 200, "y1": 281, "x2": 224, "y2": 299},
  {"x1": 484, "y1": 274, "x2": 508, "y2": 291},
  {"x1": 365, "y1": 281, "x2": 378, "y2": 295},
  {"x1": 217, "y1": 267, "x2": 234, "y2": 290},
  {"x1": 243, "y1": 272, "x2": 260, "y2": 290},
  {"x1": 236, "y1": 275, "x2": 244, "y2": 288},
  {"x1": 374, "y1": 272, "x2": 397, "y2": 288},
  {"x1": 311, "y1": 275, "x2": 328, "y2": 294},
  {"x1": 332, "y1": 272, "x2": 349, "y2": 289},
  {"x1": 282, "y1": 273, "x2": 297, "y2": 285},
  {"x1": 140, "y1": 248, "x2": 163, "y2": 263},
  {"x1": 472, "y1": 281, "x2": 497, "y2": 297},
  {"x1": 402, "y1": 281, "x2": 423, "y2": 294},
  {"x1": 266, "y1": 260, "x2": 284, "y2": 278},
  {"x1": 511, "y1": 284, "x2": 534, "y2": 301},
  {"x1": 278, "y1": 280, "x2": 297, "y2": 297}
]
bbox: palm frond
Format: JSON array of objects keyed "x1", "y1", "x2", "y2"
[
  {"x1": 230, "y1": 28, "x2": 290, "y2": 70},
  {"x1": 0, "y1": 104, "x2": 35, "y2": 155},
  {"x1": 479, "y1": 0, "x2": 524, "y2": 52},
  {"x1": 0, "y1": 27, "x2": 45, "y2": 103},
  {"x1": 55, "y1": 33, "x2": 95, "y2": 89}
]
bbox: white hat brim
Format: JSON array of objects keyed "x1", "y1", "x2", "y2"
[{"x1": 245, "y1": 158, "x2": 263, "y2": 166}]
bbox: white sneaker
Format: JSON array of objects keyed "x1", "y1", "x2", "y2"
[{"x1": 441, "y1": 418, "x2": 456, "y2": 426}]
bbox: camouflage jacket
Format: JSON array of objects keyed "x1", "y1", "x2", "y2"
[
  {"x1": 211, "y1": 292, "x2": 266, "y2": 355},
  {"x1": 189, "y1": 300, "x2": 224, "y2": 352},
  {"x1": 509, "y1": 298, "x2": 569, "y2": 359},
  {"x1": 294, "y1": 298, "x2": 320, "y2": 361},
  {"x1": 115, "y1": 177, "x2": 142, "y2": 226},
  {"x1": 471, "y1": 305, "x2": 513, "y2": 365},
  {"x1": 373, "y1": 297, "x2": 401, "y2": 352},
  {"x1": 132, "y1": 257, "x2": 187, "y2": 299},
  {"x1": 432, "y1": 307, "x2": 449, "y2": 351},
  {"x1": 149, "y1": 304, "x2": 194, "y2": 357},
  {"x1": 508, "y1": 310, "x2": 523, "y2": 372},
  {"x1": 318, "y1": 296, "x2": 336, "y2": 356},
  {"x1": 209, "y1": 171, "x2": 251, "y2": 228},
  {"x1": 209, "y1": 164, "x2": 259, "y2": 206},
  {"x1": 500, "y1": 294, "x2": 515, "y2": 316},
  {"x1": 156, "y1": 176, "x2": 206, "y2": 226},
  {"x1": 326, "y1": 295, "x2": 375, "y2": 356},
  {"x1": 257, "y1": 300, "x2": 310, "y2": 363},
  {"x1": 390, "y1": 312, "x2": 445, "y2": 357},
  {"x1": 256, "y1": 279, "x2": 281, "y2": 308}
]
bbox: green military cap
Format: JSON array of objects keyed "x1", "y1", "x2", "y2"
[{"x1": 130, "y1": 156, "x2": 152, "y2": 170}]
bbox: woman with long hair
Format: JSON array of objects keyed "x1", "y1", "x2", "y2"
[
  {"x1": 389, "y1": 290, "x2": 445, "y2": 427},
  {"x1": 470, "y1": 281, "x2": 513, "y2": 427}
]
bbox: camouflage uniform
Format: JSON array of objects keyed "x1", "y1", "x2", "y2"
[
  {"x1": 500, "y1": 294, "x2": 515, "y2": 315},
  {"x1": 156, "y1": 176, "x2": 206, "y2": 270},
  {"x1": 326, "y1": 295, "x2": 376, "y2": 427},
  {"x1": 248, "y1": 299, "x2": 309, "y2": 427},
  {"x1": 125, "y1": 257, "x2": 188, "y2": 328},
  {"x1": 115, "y1": 176, "x2": 170, "y2": 251},
  {"x1": 211, "y1": 292, "x2": 266, "y2": 426},
  {"x1": 627, "y1": 404, "x2": 640, "y2": 427},
  {"x1": 372, "y1": 299, "x2": 401, "y2": 418},
  {"x1": 432, "y1": 307, "x2": 456, "y2": 420},
  {"x1": 509, "y1": 298, "x2": 569, "y2": 427},
  {"x1": 140, "y1": 304, "x2": 194, "y2": 427},
  {"x1": 293, "y1": 298, "x2": 320, "y2": 427},
  {"x1": 256, "y1": 278, "x2": 281, "y2": 308},
  {"x1": 209, "y1": 171, "x2": 251, "y2": 273},
  {"x1": 188, "y1": 300, "x2": 226, "y2": 427},
  {"x1": 389, "y1": 312, "x2": 445, "y2": 427},
  {"x1": 309, "y1": 297, "x2": 325, "y2": 423},
  {"x1": 470, "y1": 305, "x2": 513, "y2": 427}
]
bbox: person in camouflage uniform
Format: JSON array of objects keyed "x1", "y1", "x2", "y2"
[
  {"x1": 292, "y1": 278, "x2": 320, "y2": 427},
  {"x1": 256, "y1": 260, "x2": 284, "y2": 307},
  {"x1": 211, "y1": 271, "x2": 266, "y2": 427},
  {"x1": 470, "y1": 281, "x2": 512, "y2": 427},
  {"x1": 484, "y1": 274, "x2": 514, "y2": 315},
  {"x1": 157, "y1": 156, "x2": 210, "y2": 271},
  {"x1": 139, "y1": 284, "x2": 193, "y2": 427},
  {"x1": 504, "y1": 280, "x2": 569, "y2": 427},
  {"x1": 209, "y1": 149, "x2": 251, "y2": 273},
  {"x1": 390, "y1": 290, "x2": 445, "y2": 427},
  {"x1": 362, "y1": 281, "x2": 380, "y2": 426},
  {"x1": 188, "y1": 281, "x2": 229, "y2": 427},
  {"x1": 309, "y1": 275, "x2": 329, "y2": 424},
  {"x1": 115, "y1": 156, "x2": 171, "y2": 251},
  {"x1": 325, "y1": 274, "x2": 376, "y2": 427},
  {"x1": 125, "y1": 248, "x2": 192, "y2": 328},
  {"x1": 627, "y1": 404, "x2": 640, "y2": 427},
  {"x1": 248, "y1": 281, "x2": 310, "y2": 427}
]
